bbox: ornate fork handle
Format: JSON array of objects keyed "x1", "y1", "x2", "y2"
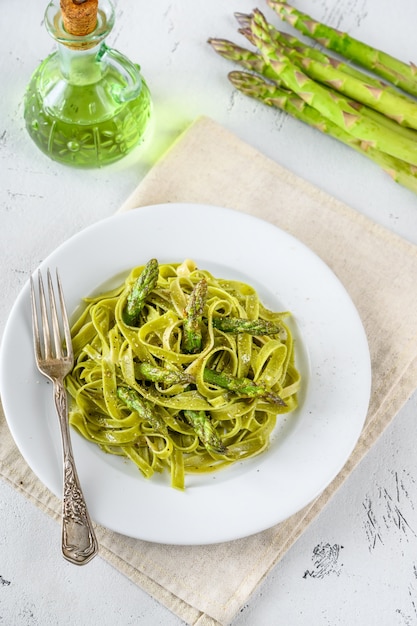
[{"x1": 54, "y1": 379, "x2": 98, "y2": 565}]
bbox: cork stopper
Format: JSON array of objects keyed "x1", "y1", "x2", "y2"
[{"x1": 60, "y1": 0, "x2": 99, "y2": 37}]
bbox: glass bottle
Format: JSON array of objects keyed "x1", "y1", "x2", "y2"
[{"x1": 24, "y1": 0, "x2": 152, "y2": 168}]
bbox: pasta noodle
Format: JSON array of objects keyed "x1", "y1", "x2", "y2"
[{"x1": 65, "y1": 259, "x2": 301, "y2": 489}]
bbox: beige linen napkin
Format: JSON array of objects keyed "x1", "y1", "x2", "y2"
[{"x1": 2, "y1": 116, "x2": 417, "y2": 626}]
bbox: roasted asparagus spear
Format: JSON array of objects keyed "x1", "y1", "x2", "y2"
[
  {"x1": 123, "y1": 258, "x2": 159, "y2": 327},
  {"x1": 117, "y1": 386, "x2": 167, "y2": 434},
  {"x1": 183, "y1": 409, "x2": 227, "y2": 454},
  {"x1": 182, "y1": 278, "x2": 207, "y2": 353}
]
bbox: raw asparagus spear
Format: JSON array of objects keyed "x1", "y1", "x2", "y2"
[
  {"x1": 228, "y1": 70, "x2": 417, "y2": 194},
  {"x1": 134, "y1": 361, "x2": 194, "y2": 385},
  {"x1": 183, "y1": 409, "x2": 227, "y2": 454},
  {"x1": 236, "y1": 11, "x2": 417, "y2": 125},
  {"x1": 267, "y1": 0, "x2": 417, "y2": 98},
  {"x1": 250, "y1": 9, "x2": 417, "y2": 167},
  {"x1": 182, "y1": 278, "x2": 207, "y2": 354},
  {"x1": 269, "y1": 38, "x2": 417, "y2": 129},
  {"x1": 208, "y1": 37, "x2": 277, "y2": 80},
  {"x1": 123, "y1": 258, "x2": 159, "y2": 327},
  {"x1": 117, "y1": 386, "x2": 167, "y2": 434},
  {"x1": 212, "y1": 316, "x2": 282, "y2": 335},
  {"x1": 204, "y1": 367, "x2": 286, "y2": 406},
  {"x1": 235, "y1": 11, "x2": 390, "y2": 82}
]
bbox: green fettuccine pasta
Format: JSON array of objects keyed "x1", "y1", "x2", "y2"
[{"x1": 65, "y1": 259, "x2": 301, "y2": 490}]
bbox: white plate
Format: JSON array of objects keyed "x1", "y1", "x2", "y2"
[{"x1": 0, "y1": 203, "x2": 371, "y2": 545}]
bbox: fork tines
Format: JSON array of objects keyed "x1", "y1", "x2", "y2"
[{"x1": 30, "y1": 269, "x2": 73, "y2": 363}]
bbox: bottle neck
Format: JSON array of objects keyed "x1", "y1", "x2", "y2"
[{"x1": 57, "y1": 41, "x2": 104, "y2": 85}]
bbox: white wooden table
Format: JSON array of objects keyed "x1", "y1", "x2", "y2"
[{"x1": 1, "y1": 1, "x2": 417, "y2": 624}]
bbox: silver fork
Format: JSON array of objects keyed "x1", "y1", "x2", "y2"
[{"x1": 30, "y1": 269, "x2": 98, "y2": 565}]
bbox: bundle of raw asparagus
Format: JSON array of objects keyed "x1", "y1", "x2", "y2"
[{"x1": 208, "y1": 1, "x2": 417, "y2": 193}]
